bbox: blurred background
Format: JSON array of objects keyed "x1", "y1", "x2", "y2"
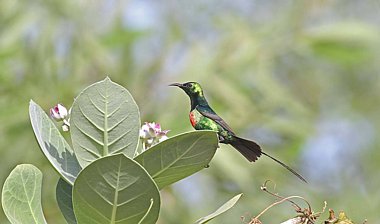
[{"x1": 1, "y1": 0, "x2": 380, "y2": 223}]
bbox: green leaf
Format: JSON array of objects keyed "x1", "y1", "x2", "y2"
[
  {"x1": 29, "y1": 100, "x2": 80, "y2": 185},
  {"x1": 73, "y1": 154, "x2": 160, "y2": 224},
  {"x1": 194, "y1": 193, "x2": 243, "y2": 224},
  {"x1": 134, "y1": 130, "x2": 218, "y2": 189},
  {"x1": 56, "y1": 178, "x2": 77, "y2": 224},
  {"x1": 70, "y1": 77, "x2": 140, "y2": 168},
  {"x1": 2, "y1": 164, "x2": 47, "y2": 224}
]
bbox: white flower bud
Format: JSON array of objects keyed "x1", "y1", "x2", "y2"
[{"x1": 62, "y1": 124, "x2": 70, "y2": 132}]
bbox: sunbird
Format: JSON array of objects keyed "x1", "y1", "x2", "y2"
[{"x1": 170, "y1": 82, "x2": 307, "y2": 183}]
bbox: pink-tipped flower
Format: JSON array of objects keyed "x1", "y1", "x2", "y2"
[
  {"x1": 50, "y1": 104, "x2": 68, "y2": 120},
  {"x1": 140, "y1": 122, "x2": 170, "y2": 150},
  {"x1": 50, "y1": 103, "x2": 71, "y2": 132}
]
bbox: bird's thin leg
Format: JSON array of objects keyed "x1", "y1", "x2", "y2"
[{"x1": 218, "y1": 135, "x2": 228, "y2": 143}]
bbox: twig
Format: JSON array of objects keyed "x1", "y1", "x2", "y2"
[
  {"x1": 249, "y1": 181, "x2": 327, "y2": 224},
  {"x1": 252, "y1": 195, "x2": 308, "y2": 221},
  {"x1": 261, "y1": 180, "x2": 311, "y2": 212}
]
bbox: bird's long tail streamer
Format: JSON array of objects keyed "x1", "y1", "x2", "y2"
[{"x1": 230, "y1": 136, "x2": 307, "y2": 183}]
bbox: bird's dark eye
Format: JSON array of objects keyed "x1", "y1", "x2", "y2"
[{"x1": 186, "y1": 83, "x2": 193, "y2": 88}]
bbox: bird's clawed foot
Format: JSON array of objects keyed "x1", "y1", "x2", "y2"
[{"x1": 218, "y1": 136, "x2": 228, "y2": 144}]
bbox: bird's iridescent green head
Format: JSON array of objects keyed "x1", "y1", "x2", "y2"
[
  {"x1": 170, "y1": 82, "x2": 207, "y2": 110},
  {"x1": 169, "y1": 82, "x2": 204, "y2": 98}
]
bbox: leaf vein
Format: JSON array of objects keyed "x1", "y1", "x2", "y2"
[
  {"x1": 107, "y1": 101, "x2": 124, "y2": 118},
  {"x1": 95, "y1": 86, "x2": 107, "y2": 100},
  {"x1": 89, "y1": 96, "x2": 105, "y2": 115},
  {"x1": 108, "y1": 129, "x2": 132, "y2": 146},
  {"x1": 152, "y1": 135, "x2": 205, "y2": 178},
  {"x1": 180, "y1": 150, "x2": 211, "y2": 160},
  {"x1": 116, "y1": 211, "x2": 146, "y2": 223},
  {"x1": 78, "y1": 104, "x2": 105, "y2": 132},
  {"x1": 76, "y1": 192, "x2": 108, "y2": 223},
  {"x1": 111, "y1": 142, "x2": 133, "y2": 154},
  {"x1": 78, "y1": 143, "x2": 101, "y2": 158},
  {"x1": 117, "y1": 192, "x2": 145, "y2": 207},
  {"x1": 73, "y1": 122, "x2": 104, "y2": 146},
  {"x1": 107, "y1": 113, "x2": 130, "y2": 131}
]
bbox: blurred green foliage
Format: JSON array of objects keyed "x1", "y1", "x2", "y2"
[{"x1": 1, "y1": 0, "x2": 379, "y2": 223}]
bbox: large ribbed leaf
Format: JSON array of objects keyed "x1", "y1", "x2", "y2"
[
  {"x1": 56, "y1": 178, "x2": 77, "y2": 224},
  {"x1": 29, "y1": 100, "x2": 80, "y2": 185},
  {"x1": 70, "y1": 77, "x2": 140, "y2": 168},
  {"x1": 73, "y1": 154, "x2": 160, "y2": 224},
  {"x1": 135, "y1": 131, "x2": 218, "y2": 189},
  {"x1": 2, "y1": 164, "x2": 47, "y2": 224}
]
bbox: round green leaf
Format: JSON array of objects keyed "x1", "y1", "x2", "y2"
[
  {"x1": 134, "y1": 130, "x2": 219, "y2": 189},
  {"x1": 70, "y1": 77, "x2": 140, "y2": 168},
  {"x1": 73, "y1": 154, "x2": 160, "y2": 224},
  {"x1": 29, "y1": 100, "x2": 81, "y2": 185},
  {"x1": 2, "y1": 164, "x2": 47, "y2": 224}
]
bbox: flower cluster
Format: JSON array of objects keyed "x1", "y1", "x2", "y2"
[
  {"x1": 50, "y1": 104, "x2": 70, "y2": 132},
  {"x1": 139, "y1": 122, "x2": 169, "y2": 150}
]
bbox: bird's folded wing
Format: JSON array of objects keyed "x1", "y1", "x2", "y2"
[{"x1": 196, "y1": 105, "x2": 235, "y2": 135}]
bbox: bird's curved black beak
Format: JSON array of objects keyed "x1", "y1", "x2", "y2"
[{"x1": 169, "y1": 83, "x2": 183, "y2": 88}]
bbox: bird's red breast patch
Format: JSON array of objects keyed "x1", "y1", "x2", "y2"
[{"x1": 189, "y1": 111, "x2": 197, "y2": 127}]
